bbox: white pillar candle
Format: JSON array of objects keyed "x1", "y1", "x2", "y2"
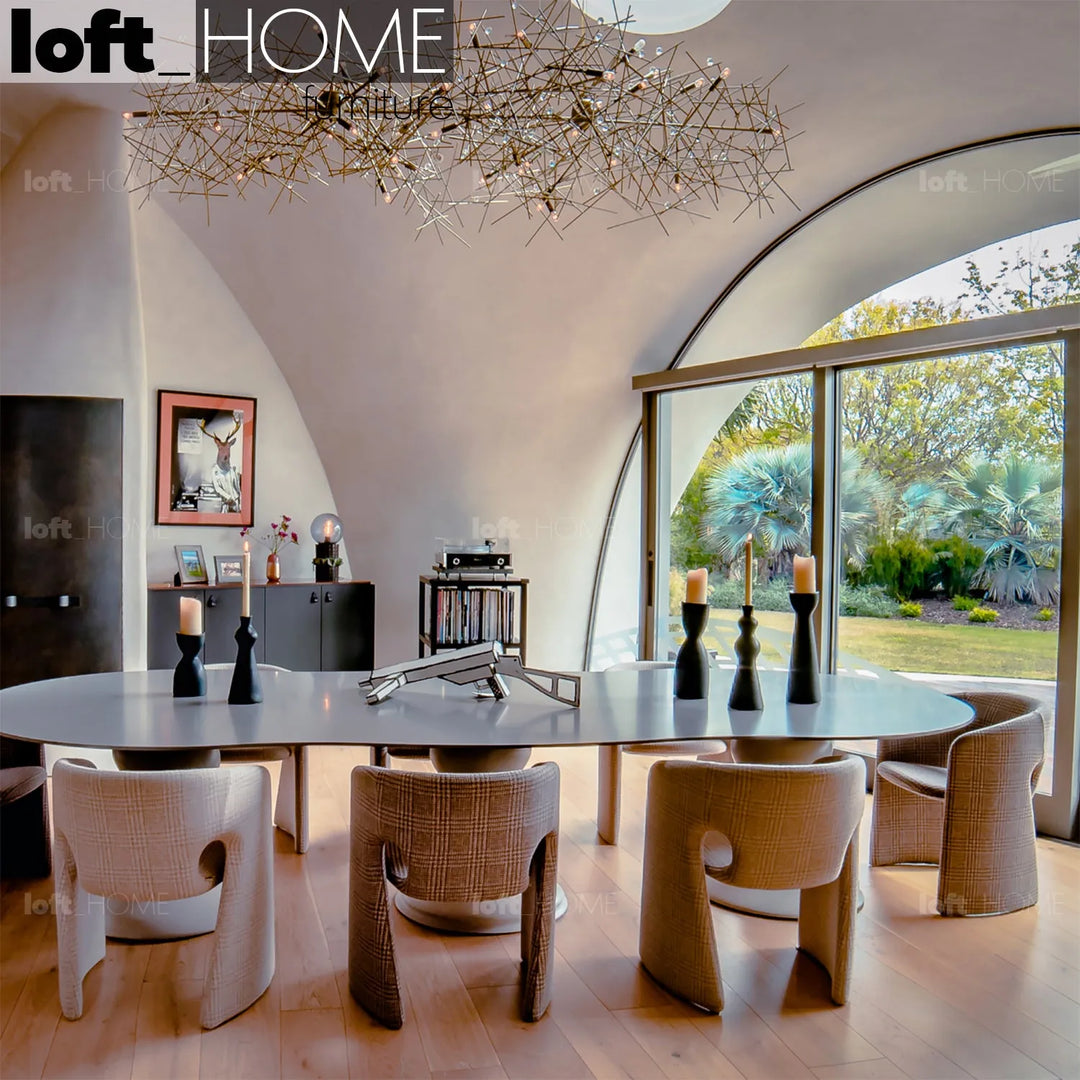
[
  {"x1": 685, "y1": 567, "x2": 708, "y2": 605},
  {"x1": 744, "y1": 536, "x2": 753, "y2": 606},
  {"x1": 241, "y1": 541, "x2": 251, "y2": 617},
  {"x1": 793, "y1": 555, "x2": 817, "y2": 594},
  {"x1": 179, "y1": 596, "x2": 202, "y2": 636}
]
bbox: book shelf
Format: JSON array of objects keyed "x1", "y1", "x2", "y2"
[{"x1": 418, "y1": 574, "x2": 528, "y2": 662}]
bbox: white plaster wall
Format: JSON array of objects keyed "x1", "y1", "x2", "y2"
[
  {"x1": 135, "y1": 202, "x2": 351, "y2": 592},
  {"x1": 0, "y1": 106, "x2": 148, "y2": 669},
  {"x1": 1, "y1": 106, "x2": 349, "y2": 669}
]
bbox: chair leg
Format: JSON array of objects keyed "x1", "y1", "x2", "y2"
[
  {"x1": 520, "y1": 831, "x2": 558, "y2": 1022},
  {"x1": 597, "y1": 744, "x2": 621, "y2": 845},
  {"x1": 348, "y1": 835, "x2": 404, "y2": 1028},
  {"x1": 202, "y1": 788, "x2": 275, "y2": 1029},
  {"x1": 798, "y1": 829, "x2": 859, "y2": 1005},
  {"x1": 54, "y1": 833, "x2": 105, "y2": 1020},
  {"x1": 869, "y1": 775, "x2": 943, "y2": 867},
  {"x1": 638, "y1": 772, "x2": 722, "y2": 1013}
]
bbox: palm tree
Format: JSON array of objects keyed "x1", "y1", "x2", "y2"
[
  {"x1": 940, "y1": 457, "x2": 1062, "y2": 604},
  {"x1": 703, "y1": 443, "x2": 888, "y2": 569}
]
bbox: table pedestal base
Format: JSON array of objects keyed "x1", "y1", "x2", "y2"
[
  {"x1": 395, "y1": 886, "x2": 569, "y2": 935},
  {"x1": 103, "y1": 885, "x2": 221, "y2": 940}
]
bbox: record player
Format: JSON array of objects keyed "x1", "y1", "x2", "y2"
[{"x1": 435, "y1": 539, "x2": 512, "y2": 572}]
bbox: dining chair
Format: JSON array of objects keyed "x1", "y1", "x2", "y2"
[
  {"x1": 597, "y1": 660, "x2": 730, "y2": 844},
  {"x1": 51, "y1": 759, "x2": 275, "y2": 1028},
  {"x1": 348, "y1": 762, "x2": 560, "y2": 1028},
  {"x1": 0, "y1": 737, "x2": 50, "y2": 879},
  {"x1": 639, "y1": 755, "x2": 864, "y2": 1011},
  {"x1": 870, "y1": 691, "x2": 1045, "y2": 916},
  {"x1": 205, "y1": 663, "x2": 308, "y2": 853},
  {"x1": 0, "y1": 739, "x2": 49, "y2": 879}
]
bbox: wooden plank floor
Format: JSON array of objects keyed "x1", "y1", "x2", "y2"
[{"x1": 1, "y1": 746, "x2": 1077, "y2": 1080}]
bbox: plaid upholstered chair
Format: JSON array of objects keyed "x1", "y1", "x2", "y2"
[
  {"x1": 597, "y1": 661, "x2": 729, "y2": 844},
  {"x1": 349, "y1": 762, "x2": 560, "y2": 1028},
  {"x1": 639, "y1": 755, "x2": 864, "y2": 1011},
  {"x1": 51, "y1": 760, "x2": 275, "y2": 1029},
  {"x1": 870, "y1": 691, "x2": 1045, "y2": 916}
]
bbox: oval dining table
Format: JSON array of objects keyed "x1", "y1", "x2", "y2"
[{"x1": 1, "y1": 665, "x2": 973, "y2": 927}]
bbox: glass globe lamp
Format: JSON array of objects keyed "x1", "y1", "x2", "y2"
[{"x1": 310, "y1": 513, "x2": 343, "y2": 544}]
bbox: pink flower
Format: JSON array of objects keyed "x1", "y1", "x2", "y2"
[{"x1": 290, "y1": 532, "x2": 298, "y2": 543}]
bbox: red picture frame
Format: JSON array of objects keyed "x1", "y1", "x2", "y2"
[{"x1": 155, "y1": 390, "x2": 256, "y2": 527}]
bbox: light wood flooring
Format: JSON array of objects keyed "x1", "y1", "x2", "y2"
[{"x1": 1, "y1": 745, "x2": 1078, "y2": 1080}]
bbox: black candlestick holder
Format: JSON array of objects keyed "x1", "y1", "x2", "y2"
[
  {"x1": 674, "y1": 601, "x2": 710, "y2": 700},
  {"x1": 728, "y1": 605, "x2": 763, "y2": 711},
  {"x1": 787, "y1": 592, "x2": 822, "y2": 704},
  {"x1": 228, "y1": 617, "x2": 263, "y2": 705},
  {"x1": 173, "y1": 633, "x2": 206, "y2": 698}
]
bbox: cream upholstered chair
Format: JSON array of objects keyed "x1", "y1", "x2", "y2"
[
  {"x1": 205, "y1": 663, "x2": 308, "y2": 853},
  {"x1": 349, "y1": 762, "x2": 560, "y2": 1028},
  {"x1": 870, "y1": 691, "x2": 1045, "y2": 916},
  {"x1": 639, "y1": 755, "x2": 864, "y2": 1011},
  {"x1": 597, "y1": 660, "x2": 729, "y2": 844},
  {"x1": 52, "y1": 759, "x2": 275, "y2": 1029}
]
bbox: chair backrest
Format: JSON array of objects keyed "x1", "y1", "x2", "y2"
[
  {"x1": 351, "y1": 762, "x2": 560, "y2": 903},
  {"x1": 948, "y1": 701, "x2": 1047, "y2": 793},
  {"x1": 52, "y1": 760, "x2": 269, "y2": 901},
  {"x1": 607, "y1": 661, "x2": 673, "y2": 671},
  {"x1": 649, "y1": 755, "x2": 865, "y2": 891}
]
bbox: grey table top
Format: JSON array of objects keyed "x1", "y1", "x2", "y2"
[{"x1": 0, "y1": 667, "x2": 974, "y2": 751}]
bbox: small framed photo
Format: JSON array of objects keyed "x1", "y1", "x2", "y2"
[
  {"x1": 156, "y1": 389, "x2": 257, "y2": 527},
  {"x1": 214, "y1": 555, "x2": 244, "y2": 584},
  {"x1": 174, "y1": 545, "x2": 209, "y2": 585}
]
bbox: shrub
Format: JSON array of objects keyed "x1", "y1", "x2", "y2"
[
  {"x1": 838, "y1": 583, "x2": 898, "y2": 619},
  {"x1": 855, "y1": 534, "x2": 935, "y2": 600},
  {"x1": 1035, "y1": 607, "x2": 1055, "y2": 622},
  {"x1": 898, "y1": 601, "x2": 923, "y2": 618},
  {"x1": 709, "y1": 575, "x2": 793, "y2": 613},
  {"x1": 952, "y1": 595, "x2": 979, "y2": 612},
  {"x1": 927, "y1": 536, "x2": 986, "y2": 598},
  {"x1": 669, "y1": 567, "x2": 686, "y2": 615},
  {"x1": 968, "y1": 607, "x2": 999, "y2": 623}
]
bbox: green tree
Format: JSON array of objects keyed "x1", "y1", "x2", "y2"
[
  {"x1": 703, "y1": 443, "x2": 888, "y2": 570},
  {"x1": 940, "y1": 457, "x2": 1063, "y2": 605}
]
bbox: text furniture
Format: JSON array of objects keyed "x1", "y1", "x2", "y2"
[
  {"x1": 147, "y1": 582, "x2": 375, "y2": 671},
  {"x1": 52, "y1": 759, "x2": 274, "y2": 1029},
  {"x1": 349, "y1": 762, "x2": 559, "y2": 1028},
  {"x1": 870, "y1": 691, "x2": 1046, "y2": 916},
  {"x1": 640, "y1": 755, "x2": 864, "y2": 1011}
]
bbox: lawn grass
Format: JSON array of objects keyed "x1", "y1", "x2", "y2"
[{"x1": 697, "y1": 609, "x2": 1058, "y2": 681}]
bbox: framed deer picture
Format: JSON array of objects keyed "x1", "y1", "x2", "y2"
[{"x1": 155, "y1": 390, "x2": 257, "y2": 526}]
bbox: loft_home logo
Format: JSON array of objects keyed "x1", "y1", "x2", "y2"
[{"x1": 2, "y1": 2, "x2": 454, "y2": 83}]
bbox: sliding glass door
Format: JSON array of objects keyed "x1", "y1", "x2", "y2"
[{"x1": 639, "y1": 312, "x2": 1079, "y2": 839}]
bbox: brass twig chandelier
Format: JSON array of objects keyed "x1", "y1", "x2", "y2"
[{"x1": 123, "y1": 3, "x2": 798, "y2": 241}]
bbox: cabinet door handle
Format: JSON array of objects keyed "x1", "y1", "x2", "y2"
[
  {"x1": 310, "y1": 591, "x2": 320, "y2": 604},
  {"x1": 207, "y1": 594, "x2": 218, "y2": 608},
  {"x1": 324, "y1": 591, "x2": 334, "y2": 604}
]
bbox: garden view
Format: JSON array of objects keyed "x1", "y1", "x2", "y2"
[{"x1": 667, "y1": 238, "x2": 1076, "y2": 712}]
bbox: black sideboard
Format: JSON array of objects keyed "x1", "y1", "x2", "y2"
[{"x1": 147, "y1": 582, "x2": 375, "y2": 671}]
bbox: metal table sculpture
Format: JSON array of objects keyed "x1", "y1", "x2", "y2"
[{"x1": 359, "y1": 641, "x2": 581, "y2": 707}]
